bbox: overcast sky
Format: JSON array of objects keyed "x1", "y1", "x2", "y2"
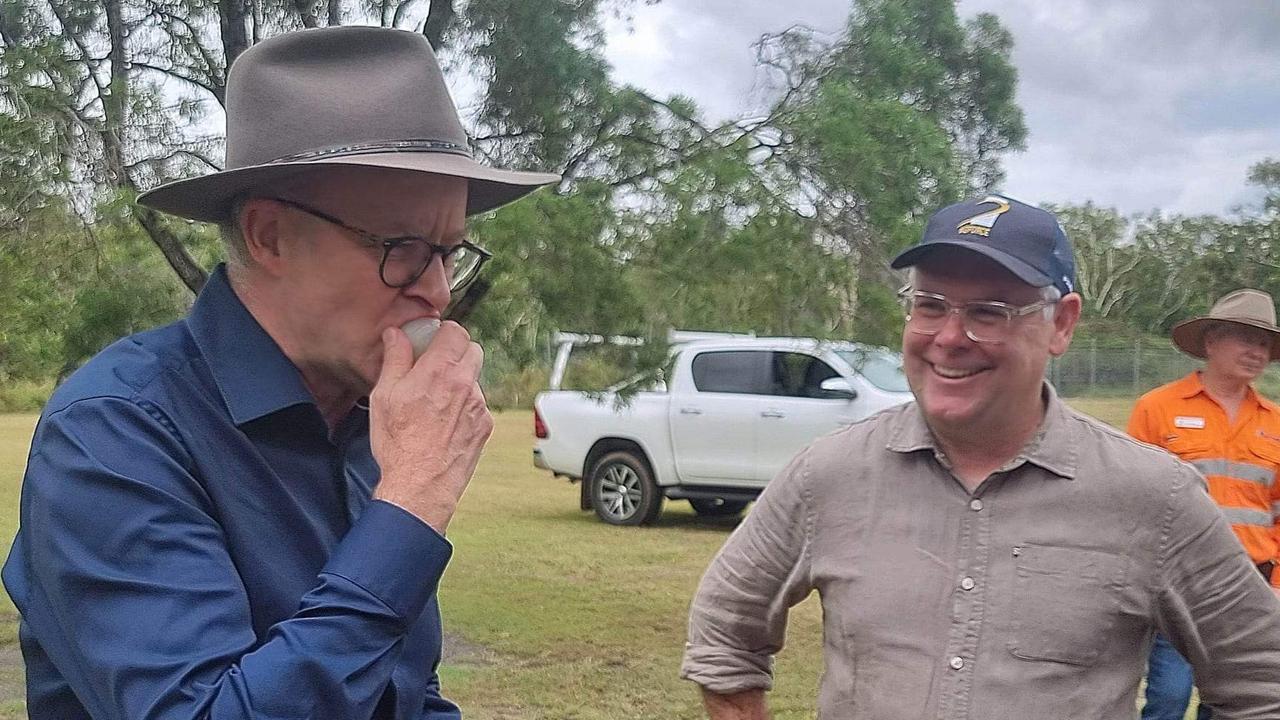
[{"x1": 601, "y1": 0, "x2": 1280, "y2": 217}]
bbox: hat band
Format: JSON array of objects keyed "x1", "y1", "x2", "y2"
[{"x1": 267, "y1": 138, "x2": 473, "y2": 164}]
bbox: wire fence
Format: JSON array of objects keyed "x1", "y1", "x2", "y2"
[{"x1": 1049, "y1": 338, "x2": 1280, "y2": 398}]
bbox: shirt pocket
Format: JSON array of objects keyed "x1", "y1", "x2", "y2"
[
  {"x1": 1165, "y1": 433, "x2": 1212, "y2": 458},
  {"x1": 1248, "y1": 436, "x2": 1280, "y2": 476},
  {"x1": 1007, "y1": 543, "x2": 1128, "y2": 666}
]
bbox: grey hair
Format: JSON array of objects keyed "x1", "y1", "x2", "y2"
[
  {"x1": 218, "y1": 171, "x2": 330, "y2": 276},
  {"x1": 1038, "y1": 284, "x2": 1062, "y2": 319},
  {"x1": 218, "y1": 195, "x2": 252, "y2": 274}
]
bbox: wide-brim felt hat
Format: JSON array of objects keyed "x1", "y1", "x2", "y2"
[
  {"x1": 137, "y1": 26, "x2": 560, "y2": 222},
  {"x1": 1171, "y1": 289, "x2": 1280, "y2": 360}
]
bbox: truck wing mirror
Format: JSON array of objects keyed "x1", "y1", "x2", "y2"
[{"x1": 819, "y1": 377, "x2": 858, "y2": 400}]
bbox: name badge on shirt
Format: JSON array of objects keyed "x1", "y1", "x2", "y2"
[{"x1": 1174, "y1": 416, "x2": 1206, "y2": 429}]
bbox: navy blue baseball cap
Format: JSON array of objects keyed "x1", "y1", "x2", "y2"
[{"x1": 891, "y1": 194, "x2": 1077, "y2": 296}]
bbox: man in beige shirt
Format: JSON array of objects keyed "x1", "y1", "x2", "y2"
[{"x1": 681, "y1": 195, "x2": 1280, "y2": 719}]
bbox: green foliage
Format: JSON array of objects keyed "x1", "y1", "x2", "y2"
[
  {"x1": 1046, "y1": 200, "x2": 1280, "y2": 337},
  {"x1": 2, "y1": 0, "x2": 1032, "y2": 404},
  {"x1": 1249, "y1": 158, "x2": 1280, "y2": 215},
  {"x1": 0, "y1": 190, "x2": 190, "y2": 389},
  {"x1": 0, "y1": 198, "x2": 85, "y2": 384},
  {"x1": 787, "y1": 89, "x2": 959, "y2": 230},
  {"x1": 0, "y1": 380, "x2": 54, "y2": 412},
  {"x1": 464, "y1": 0, "x2": 614, "y2": 168},
  {"x1": 468, "y1": 184, "x2": 643, "y2": 373}
]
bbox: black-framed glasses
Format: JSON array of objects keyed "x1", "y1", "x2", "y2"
[
  {"x1": 899, "y1": 287, "x2": 1056, "y2": 344},
  {"x1": 270, "y1": 197, "x2": 492, "y2": 291}
]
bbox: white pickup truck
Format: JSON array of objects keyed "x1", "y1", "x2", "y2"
[{"x1": 532, "y1": 332, "x2": 914, "y2": 525}]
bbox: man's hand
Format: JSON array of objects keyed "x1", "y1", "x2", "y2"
[
  {"x1": 370, "y1": 322, "x2": 493, "y2": 534},
  {"x1": 702, "y1": 688, "x2": 768, "y2": 720}
]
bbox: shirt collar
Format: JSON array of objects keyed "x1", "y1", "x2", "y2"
[
  {"x1": 886, "y1": 383, "x2": 1078, "y2": 480},
  {"x1": 1174, "y1": 371, "x2": 1206, "y2": 400},
  {"x1": 1178, "y1": 370, "x2": 1272, "y2": 413},
  {"x1": 186, "y1": 264, "x2": 316, "y2": 426}
]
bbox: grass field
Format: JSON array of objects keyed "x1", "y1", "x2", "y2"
[
  {"x1": 0, "y1": 396, "x2": 1188, "y2": 718},
  {"x1": 0, "y1": 415, "x2": 36, "y2": 719}
]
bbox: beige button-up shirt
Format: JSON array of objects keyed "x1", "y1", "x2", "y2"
[{"x1": 681, "y1": 388, "x2": 1280, "y2": 719}]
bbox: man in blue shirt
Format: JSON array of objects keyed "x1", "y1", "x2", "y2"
[{"x1": 2, "y1": 26, "x2": 557, "y2": 719}]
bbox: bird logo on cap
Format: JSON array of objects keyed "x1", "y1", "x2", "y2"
[{"x1": 957, "y1": 195, "x2": 1011, "y2": 237}]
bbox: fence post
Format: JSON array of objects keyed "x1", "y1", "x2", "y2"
[
  {"x1": 1089, "y1": 338, "x2": 1097, "y2": 393},
  {"x1": 1133, "y1": 337, "x2": 1141, "y2": 394}
]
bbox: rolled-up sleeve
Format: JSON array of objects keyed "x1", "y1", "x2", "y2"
[
  {"x1": 680, "y1": 449, "x2": 815, "y2": 694},
  {"x1": 1155, "y1": 464, "x2": 1280, "y2": 719},
  {"x1": 3, "y1": 397, "x2": 455, "y2": 720}
]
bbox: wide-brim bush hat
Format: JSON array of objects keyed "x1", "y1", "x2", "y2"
[
  {"x1": 1171, "y1": 289, "x2": 1280, "y2": 360},
  {"x1": 137, "y1": 26, "x2": 560, "y2": 221}
]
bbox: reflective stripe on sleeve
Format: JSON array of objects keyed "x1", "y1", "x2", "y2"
[
  {"x1": 1191, "y1": 458, "x2": 1276, "y2": 487},
  {"x1": 1219, "y1": 506, "x2": 1275, "y2": 527}
]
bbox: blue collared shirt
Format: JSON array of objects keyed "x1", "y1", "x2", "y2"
[{"x1": 3, "y1": 265, "x2": 461, "y2": 719}]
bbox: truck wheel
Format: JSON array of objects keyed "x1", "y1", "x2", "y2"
[
  {"x1": 689, "y1": 498, "x2": 749, "y2": 518},
  {"x1": 588, "y1": 451, "x2": 663, "y2": 526}
]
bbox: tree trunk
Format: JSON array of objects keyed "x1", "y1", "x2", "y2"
[
  {"x1": 102, "y1": 0, "x2": 128, "y2": 185},
  {"x1": 293, "y1": 0, "x2": 318, "y2": 28},
  {"x1": 219, "y1": 0, "x2": 251, "y2": 77},
  {"x1": 103, "y1": 0, "x2": 208, "y2": 294},
  {"x1": 423, "y1": 0, "x2": 454, "y2": 50},
  {"x1": 132, "y1": 207, "x2": 209, "y2": 293}
]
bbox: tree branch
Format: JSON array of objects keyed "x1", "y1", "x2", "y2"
[
  {"x1": 558, "y1": 115, "x2": 619, "y2": 183},
  {"x1": 126, "y1": 149, "x2": 223, "y2": 173},
  {"x1": 131, "y1": 206, "x2": 209, "y2": 294},
  {"x1": 145, "y1": 2, "x2": 224, "y2": 88},
  {"x1": 131, "y1": 62, "x2": 220, "y2": 100}
]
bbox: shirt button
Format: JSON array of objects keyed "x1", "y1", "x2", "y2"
[
  {"x1": 960, "y1": 577, "x2": 976, "y2": 591},
  {"x1": 969, "y1": 498, "x2": 984, "y2": 511},
  {"x1": 949, "y1": 656, "x2": 965, "y2": 670}
]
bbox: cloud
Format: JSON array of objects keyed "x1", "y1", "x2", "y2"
[
  {"x1": 603, "y1": 0, "x2": 848, "y2": 120},
  {"x1": 602, "y1": 0, "x2": 1280, "y2": 216}
]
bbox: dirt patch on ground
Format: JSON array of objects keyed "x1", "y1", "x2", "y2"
[
  {"x1": 442, "y1": 630, "x2": 498, "y2": 667},
  {"x1": 0, "y1": 610, "x2": 26, "y2": 712},
  {"x1": 0, "y1": 643, "x2": 22, "y2": 703}
]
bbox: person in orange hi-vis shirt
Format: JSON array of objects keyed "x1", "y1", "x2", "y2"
[{"x1": 1129, "y1": 288, "x2": 1280, "y2": 720}]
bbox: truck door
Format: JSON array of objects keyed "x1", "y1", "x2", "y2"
[
  {"x1": 669, "y1": 350, "x2": 770, "y2": 486},
  {"x1": 754, "y1": 351, "x2": 859, "y2": 482}
]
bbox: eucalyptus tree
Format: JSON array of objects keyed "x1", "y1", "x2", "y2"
[{"x1": 2, "y1": 0, "x2": 1030, "y2": 388}]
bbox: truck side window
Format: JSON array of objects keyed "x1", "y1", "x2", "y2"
[
  {"x1": 772, "y1": 352, "x2": 840, "y2": 398},
  {"x1": 690, "y1": 351, "x2": 773, "y2": 395}
]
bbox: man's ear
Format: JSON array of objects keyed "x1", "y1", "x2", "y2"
[
  {"x1": 240, "y1": 198, "x2": 288, "y2": 277},
  {"x1": 1049, "y1": 292, "x2": 1082, "y2": 357}
]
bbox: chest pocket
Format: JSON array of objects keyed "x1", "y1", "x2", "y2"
[
  {"x1": 1248, "y1": 436, "x2": 1280, "y2": 475},
  {"x1": 1164, "y1": 432, "x2": 1212, "y2": 459},
  {"x1": 1007, "y1": 544, "x2": 1128, "y2": 666}
]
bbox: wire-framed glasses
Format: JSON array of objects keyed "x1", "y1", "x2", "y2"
[{"x1": 899, "y1": 288, "x2": 1056, "y2": 344}]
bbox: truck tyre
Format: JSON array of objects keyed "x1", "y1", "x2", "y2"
[
  {"x1": 588, "y1": 451, "x2": 663, "y2": 526},
  {"x1": 688, "y1": 498, "x2": 749, "y2": 518}
]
